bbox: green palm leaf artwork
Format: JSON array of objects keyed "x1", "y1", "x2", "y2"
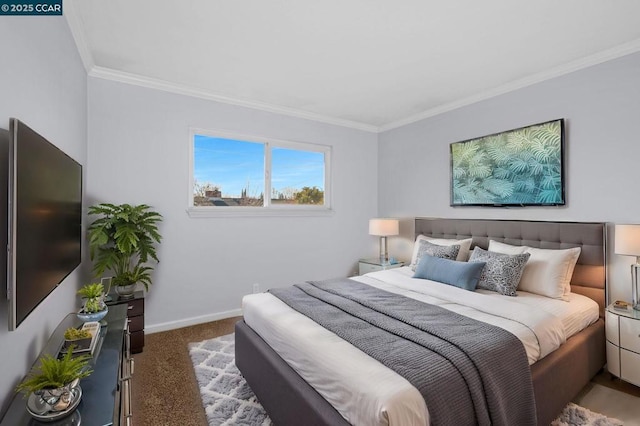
[{"x1": 451, "y1": 119, "x2": 564, "y2": 206}]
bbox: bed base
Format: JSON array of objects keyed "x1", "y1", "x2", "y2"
[
  {"x1": 531, "y1": 318, "x2": 605, "y2": 425},
  {"x1": 235, "y1": 320, "x2": 350, "y2": 426},
  {"x1": 236, "y1": 319, "x2": 605, "y2": 426}
]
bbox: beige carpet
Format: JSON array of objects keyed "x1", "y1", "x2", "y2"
[{"x1": 131, "y1": 317, "x2": 241, "y2": 426}]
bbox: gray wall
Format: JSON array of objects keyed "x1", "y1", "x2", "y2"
[
  {"x1": 378, "y1": 51, "x2": 640, "y2": 303},
  {"x1": 3, "y1": 14, "x2": 636, "y2": 416},
  {"x1": 86, "y1": 77, "x2": 378, "y2": 332},
  {"x1": 0, "y1": 17, "x2": 87, "y2": 414}
]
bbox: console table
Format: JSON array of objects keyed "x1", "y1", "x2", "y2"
[{"x1": 0, "y1": 304, "x2": 133, "y2": 425}]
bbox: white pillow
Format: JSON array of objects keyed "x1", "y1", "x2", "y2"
[
  {"x1": 488, "y1": 240, "x2": 581, "y2": 301},
  {"x1": 488, "y1": 240, "x2": 528, "y2": 255},
  {"x1": 410, "y1": 235, "x2": 472, "y2": 266}
]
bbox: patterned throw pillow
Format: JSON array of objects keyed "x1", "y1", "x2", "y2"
[
  {"x1": 410, "y1": 236, "x2": 473, "y2": 264},
  {"x1": 411, "y1": 240, "x2": 460, "y2": 271},
  {"x1": 468, "y1": 247, "x2": 530, "y2": 296},
  {"x1": 488, "y1": 240, "x2": 581, "y2": 300}
]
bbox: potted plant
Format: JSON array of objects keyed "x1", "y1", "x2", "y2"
[
  {"x1": 87, "y1": 203, "x2": 162, "y2": 298},
  {"x1": 77, "y1": 283, "x2": 108, "y2": 322},
  {"x1": 64, "y1": 328, "x2": 92, "y2": 341},
  {"x1": 16, "y1": 348, "x2": 92, "y2": 415},
  {"x1": 64, "y1": 327, "x2": 92, "y2": 344}
]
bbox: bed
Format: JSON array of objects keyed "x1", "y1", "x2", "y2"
[{"x1": 235, "y1": 218, "x2": 607, "y2": 425}]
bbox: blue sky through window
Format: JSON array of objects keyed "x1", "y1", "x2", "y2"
[
  {"x1": 271, "y1": 147, "x2": 324, "y2": 198},
  {"x1": 194, "y1": 135, "x2": 324, "y2": 198}
]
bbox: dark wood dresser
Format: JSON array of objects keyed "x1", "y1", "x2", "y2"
[{"x1": 107, "y1": 291, "x2": 145, "y2": 354}]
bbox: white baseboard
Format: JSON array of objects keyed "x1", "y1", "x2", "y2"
[{"x1": 146, "y1": 308, "x2": 243, "y2": 334}]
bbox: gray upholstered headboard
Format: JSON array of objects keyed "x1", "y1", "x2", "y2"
[{"x1": 414, "y1": 218, "x2": 607, "y2": 316}]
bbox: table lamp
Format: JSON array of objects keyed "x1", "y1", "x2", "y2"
[
  {"x1": 369, "y1": 218, "x2": 399, "y2": 264},
  {"x1": 615, "y1": 224, "x2": 640, "y2": 310}
]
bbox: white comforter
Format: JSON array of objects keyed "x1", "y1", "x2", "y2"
[{"x1": 241, "y1": 267, "x2": 599, "y2": 426}]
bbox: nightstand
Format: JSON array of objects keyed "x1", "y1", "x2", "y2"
[
  {"x1": 606, "y1": 303, "x2": 640, "y2": 386},
  {"x1": 358, "y1": 258, "x2": 404, "y2": 275},
  {"x1": 107, "y1": 290, "x2": 145, "y2": 354}
]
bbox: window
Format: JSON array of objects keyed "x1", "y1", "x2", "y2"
[{"x1": 189, "y1": 129, "x2": 331, "y2": 215}]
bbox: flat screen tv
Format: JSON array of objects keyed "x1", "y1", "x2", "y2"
[
  {"x1": 7, "y1": 119, "x2": 82, "y2": 330},
  {"x1": 450, "y1": 118, "x2": 565, "y2": 207}
]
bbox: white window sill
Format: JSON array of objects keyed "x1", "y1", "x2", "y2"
[{"x1": 186, "y1": 207, "x2": 335, "y2": 218}]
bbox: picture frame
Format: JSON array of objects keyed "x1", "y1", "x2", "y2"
[{"x1": 450, "y1": 118, "x2": 565, "y2": 207}]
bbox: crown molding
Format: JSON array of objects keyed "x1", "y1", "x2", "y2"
[
  {"x1": 62, "y1": 8, "x2": 640, "y2": 135},
  {"x1": 379, "y1": 38, "x2": 640, "y2": 132},
  {"x1": 63, "y1": 0, "x2": 94, "y2": 72},
  {"x1": 88, "y1": 67, "x2": 379, "y2": 133}
]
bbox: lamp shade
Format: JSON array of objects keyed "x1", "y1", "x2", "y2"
[
  {"x1": 369, "y1": 218, "x2": 399, "y2": 237},
  {"x1": 615, "y1": 224, "x2": 640, "y2": 256}
]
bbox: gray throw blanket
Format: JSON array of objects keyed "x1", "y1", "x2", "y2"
[{"x1": 269, "y1": 278, "x2": 536, "y2": 426}]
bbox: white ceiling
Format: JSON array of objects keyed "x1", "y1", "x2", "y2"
[{"x1": 66, "y1": 0, "x2": 640, "y2": 132}]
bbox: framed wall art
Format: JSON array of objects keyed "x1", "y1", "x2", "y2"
[{"x1": 450, "y1": 118, "x2": 565, "y2": 207}]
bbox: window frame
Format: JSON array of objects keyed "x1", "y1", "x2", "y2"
[{"x1": 187, "y1": 128, "x2": 333, "y2": 217}]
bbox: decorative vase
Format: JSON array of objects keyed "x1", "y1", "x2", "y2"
[
  {"x1": 35, "y1": 378, "x2": 79, "y2": 411},
  {"x1": 115, "y1": 283, "x2": 136, "y2": 299},
  {"x1": 76, "y1": 306, "x2": 108, "y2": 323},
  {"x1": 27, "y1": 378, "x2": 83, "y2": 420}
]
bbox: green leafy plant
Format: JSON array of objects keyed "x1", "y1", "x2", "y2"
[
  {"x1": 87, "y1": 203, "x2": 162, "y2": 291},
  {"x1": 111, "y1": 265, "x2": 153, "y2": 287},
  {"x1": 77, "y1": 283, "x2": 104, "y2": 299},
  {"x1": 77, "y1": 283, "x2": 106, "y2": 314},
  {"x1": 15, "y1": 348, "x2": 92, "y2": 396},
  {"x1": 82, "y1": 298, "x2": 104, "y2": 314},
  {"x1": 63, "y1": 328, "x2": 91, "y2": 341}
]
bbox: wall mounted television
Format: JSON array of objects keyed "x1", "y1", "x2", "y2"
[
  {"x1": 7, "y1": 119, "x2": 82, "y2": 331},
  {"x1": 450, "y1": 118, "x2": 565, "y2": 207}
]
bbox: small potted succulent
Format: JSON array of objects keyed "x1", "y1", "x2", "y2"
[
  {"x1": 16, "y1": 348, "x2": 92, "y2": 416},
  {"x1": 62, "y1": 327, "x2": 93, "y2": 353},
  {"x1": 77, "y1": 283, "x2": 108, "y2": 323}
]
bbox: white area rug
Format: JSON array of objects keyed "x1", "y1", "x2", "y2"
[
  {"x1": 552, "y1": 403, "x2": 624, "y2": 426},
  {"x1": 188, "y1": 334, "x2": 272, "y2": 426},
  {"x1": 189, "y1": 334, "x2": 624, "y2": 426}
]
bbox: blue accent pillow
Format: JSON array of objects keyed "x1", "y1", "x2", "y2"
[{"x1": 413, "y1": 254, "x2": 486, "y2": 291}]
